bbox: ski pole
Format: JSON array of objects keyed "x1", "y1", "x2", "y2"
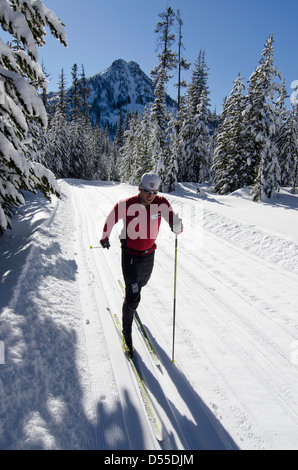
[
  {"x1": 171, "y1": 234, "x2": 178, "y2": 363},
  {"x1": 89, "y1": 245, "x2": 102, "y2": 249}
]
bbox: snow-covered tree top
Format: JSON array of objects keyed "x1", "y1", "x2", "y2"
[
  {"x1": 0, "y1": 0, "x2": 67, "y2": 61},
  {"x1": 0, "y1": 0, "x2": 67, "y2": 233}
]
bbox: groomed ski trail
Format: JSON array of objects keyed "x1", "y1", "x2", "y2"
[
  {"x1": 3, "y1": 179, "x2": 297, "y2": 449},
  {"x1": 70, "y1": 180, "x2": 238, "y2": 450},
  {"x1": 146, "y1": 188, "x2": 298, "y2": 450}
]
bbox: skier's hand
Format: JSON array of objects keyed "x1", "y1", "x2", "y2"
[
  {"x1": 172, "y1": 213, "x2": 183, "y2": 235},
  {"x1": 100, "y1": 238, "x2": 110, "y2": 249}
]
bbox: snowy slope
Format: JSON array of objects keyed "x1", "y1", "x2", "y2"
[{"x1": 1, "y1": 180, "x2": 298, "y2": 450}]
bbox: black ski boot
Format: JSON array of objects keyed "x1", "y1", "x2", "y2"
[
  {"x1": 122, "y1": 301, "x2": 135, "y2": 359},
  {"x1": 123, "y1": 334, "x2": 134, "y2": 359}
]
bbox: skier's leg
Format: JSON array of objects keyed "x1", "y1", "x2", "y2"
[
  {"x1": 138, "y1": 252, "x2": 155, "y2": 288},
  {"x1": 122, "y1": 252, "x2": 154, "y2": 309},
  {"x1": 121, "y1": 250, "x2": 155, "y2": 357},
  {"x1": 122, "y1": 301, "x2": 135, "y2": 355},
  {"x1": 121, "y1": 251, "x2": 139, "y2": 357}
]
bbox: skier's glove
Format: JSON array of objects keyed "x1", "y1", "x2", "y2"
[
  {"x1": 172, "y1": 213, "x2": 183, "y2": 235},
  {"x1": 100, "y1": 238, "x2": 110, "y2": 249}
]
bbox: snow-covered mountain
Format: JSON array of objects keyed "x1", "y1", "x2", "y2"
[
  {"x1": 49, "y1": 59, "x2": 177, "y2": 130},
  {"x1": 89, "y1": 59, "x2": 177, "y2": 128}
]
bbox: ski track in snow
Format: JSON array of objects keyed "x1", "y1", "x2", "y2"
[
  {"x1": 0, "y1": 179, "x2": 298, "y2": 450},
  {"x1": 71, "y1": 181, "x2": 236, "y2": 450}
]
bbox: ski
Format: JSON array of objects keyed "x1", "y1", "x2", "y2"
[
  {"x1": 117, "y1": 280, "x2": 160, "y2": 366},
  {"x1": 107, "y1": 306, "x2": 163, "y2": 443}
]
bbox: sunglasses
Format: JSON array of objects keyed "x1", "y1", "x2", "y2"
[{"x1": 143, "y1": 188, "x2": 158, "y2": 195}]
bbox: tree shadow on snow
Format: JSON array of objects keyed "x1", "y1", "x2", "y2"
[
  {"x1": 0, "y1": 309, "x2": 141, "y2": 449},
  {"x1": 63, "y1": 178, "x2": 122, "y2": 189},
  {"x1": 0, "y1": 193, "x2": 57, "y2": 306},
  {"x1": 172, "y1": 182, "x2": 233, "y2": 208},
  {"x1": 0, "y1": 199, "x2": 146, "y2": 450}
]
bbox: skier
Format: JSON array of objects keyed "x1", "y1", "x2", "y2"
[{"x1": 100, "y1": 173, "x2": 183, "y2": 358}]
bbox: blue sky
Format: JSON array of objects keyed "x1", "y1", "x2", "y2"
[{"x1": 39, "y1": 0, "x2": 298, "y2": 112}]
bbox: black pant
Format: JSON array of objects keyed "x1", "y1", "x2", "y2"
[{"x1": 121, "y1": 249, "x2": 155, "y2": 340}]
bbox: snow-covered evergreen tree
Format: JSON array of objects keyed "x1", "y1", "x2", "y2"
[
  {"x1": 242, "y1": 34, "x2": 282, "y2": 200},
  {"x1": 132, "y1": 107, "x2": 154, "y2": 184},
  {"x1": 278, "y1": 103, "x2": 298, "y2": 192},
  {"x1": 45, "y1": 68, "x2": 70, "y2": 176},
  {"x1": 151, "y1": 6, "x2": 177, "y2": 86},
  {"x1": 150, "y1": 6, "x2": 177, "y2": 191},
  {"x1": 67, "y1": 63, "x2": 94, "y2": 179},
  {"x1": 113, "y1": 109, "x2": 124, "y2": 151},
  {"x1": 163, "y1": 108, "x2": 179, "y2": 192},
  {"x1": 180, "y1": 51, "x2": 211, "y2": 182},
  {"x1": 46, "y1": 107, "x2": 70, "y2": 177},
  {"x1": 172, "y1": 93, "x2": 187, "y2": 181},
  {"x1": 119, "y1": 112, "x2": 138, "y2": 183},
  {"x1": 92, "y1": 126, "x2": 109, "y2": 180},
  {"x1": 57, "y1": 68, "x2": 68, "y2": 116},
  {"x1": 175, "y1": 9, "x2": 190, "y2": 112},
  {"x1": 69, "y1": 63, "x2": 82, "y2": 121},
  {"x1": 101, "y1": 126, "x2": 113, "y2": 181},
  {"x1": 169, "y1": 9, "x2": 189, "y2": 188},
  {"x1": 213, "y1": 73, "x2": 247, "y2": 194},
  {"x1": 109, "y1": 110, "x2": 124, "y2": 182},
  {"x1": 0, "y1": 0, "x2": 67, "y2": 232},
  {"x1": 80, "y1": 64, "x2": 90, "y2": 119},
  {"x1": 150, "y1": 64, "x2": 170, "y2": 189}
]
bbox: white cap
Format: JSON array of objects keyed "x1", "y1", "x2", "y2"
[{"x1": 139, "y1": 173, "x2": 161, "y2": 191}]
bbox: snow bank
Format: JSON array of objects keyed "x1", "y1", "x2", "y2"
[{"x1": 0, "y1": 187, "x2": 91, "y2": 449}]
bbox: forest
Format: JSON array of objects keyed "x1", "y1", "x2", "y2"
[{"x1": 1, "y1": 2, "x2": 297, "y2": 234}]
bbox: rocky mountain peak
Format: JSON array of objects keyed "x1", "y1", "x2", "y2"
[{"x1": 49, "y1": 59, "x2": 176, "y2": 132}]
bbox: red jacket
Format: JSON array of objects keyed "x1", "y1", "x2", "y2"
[{"x1": 101, "y1": 194, "x2": 174, "y2": 255}]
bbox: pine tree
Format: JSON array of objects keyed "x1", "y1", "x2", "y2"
[
  {"x1": 46, "y1": 104, "x2": 70, "y2": 177},
  {"x1": 67, "y1": 63, "x2": 93, "y2": 179},
  {"x1": 175, "y1": 9, "x2": 190, "y2": 113},
  {"x1": 278, "y1": 104, "x2": 298, "y2": 192},
  {"x1": 242, "y1": 34, "x2": 282, "y2": 200},
  {"x1": 180, "y1": 51, "x2": 211, "y2": 182},
  {"x1": 41, "y1": 61, "x2": 51, "y2": 111},
  {"x1": 0, "y1": 0, "x2": 67, "y2": 233},
  {"x1": 169, "y1": 9, "x2": 189, "y2": 188},
  {"x1": 151, "y1": 6, "x2": 177, "y2": 86},
  {"x1": 150, "y1": 64, "x2": 170, "y2": 189},
  {"x1": 132, "y1": 107, "x2": 154, "y2": 184},
  {"x1": 45, "y1": 68, "x2": 70, "y2": 176},
  {"x1": 101, "y1": 125, "x2": 112, "y2": 181},
  {"x1": 164, "y1": 108, "x2": 179, "y2": 191},
  {"x1": 150, "y1": 6, "x2": 177, "y2": 190},
  {"x1": 114, "y1": 109, "x2": 124, "y2": 150},
  {"x1": 80, "y1": 64, "x2": 91, "y2": 119},
  {"x1": 173, "y1": 92, "x2": 188, "y2": 181},
  {"x1": 70, "y1": 63, "x2": 82, "y2": 121},
  {"x1": 57, "y1": 68, "x2": 68, "y2": 116},
  {"x1": 119, "y1": 113, "x2": 138, "y2": 182},
  {"x1": 93, "y1": 126, "x2": 108, "y2": 180},
  {"x1": 213, "y1": 73, "x2": 247, "y2": 193},
  {"x1": 110, "y1": 109, "x2": 124, "y2": 182}
]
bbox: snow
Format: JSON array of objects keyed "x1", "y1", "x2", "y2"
[
  {"x1": 0, "y1": 0, "x2": 38, "y2": 60},
  {"x1": 1, "y1": 179, "x2": 298, "y2": 450}
]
